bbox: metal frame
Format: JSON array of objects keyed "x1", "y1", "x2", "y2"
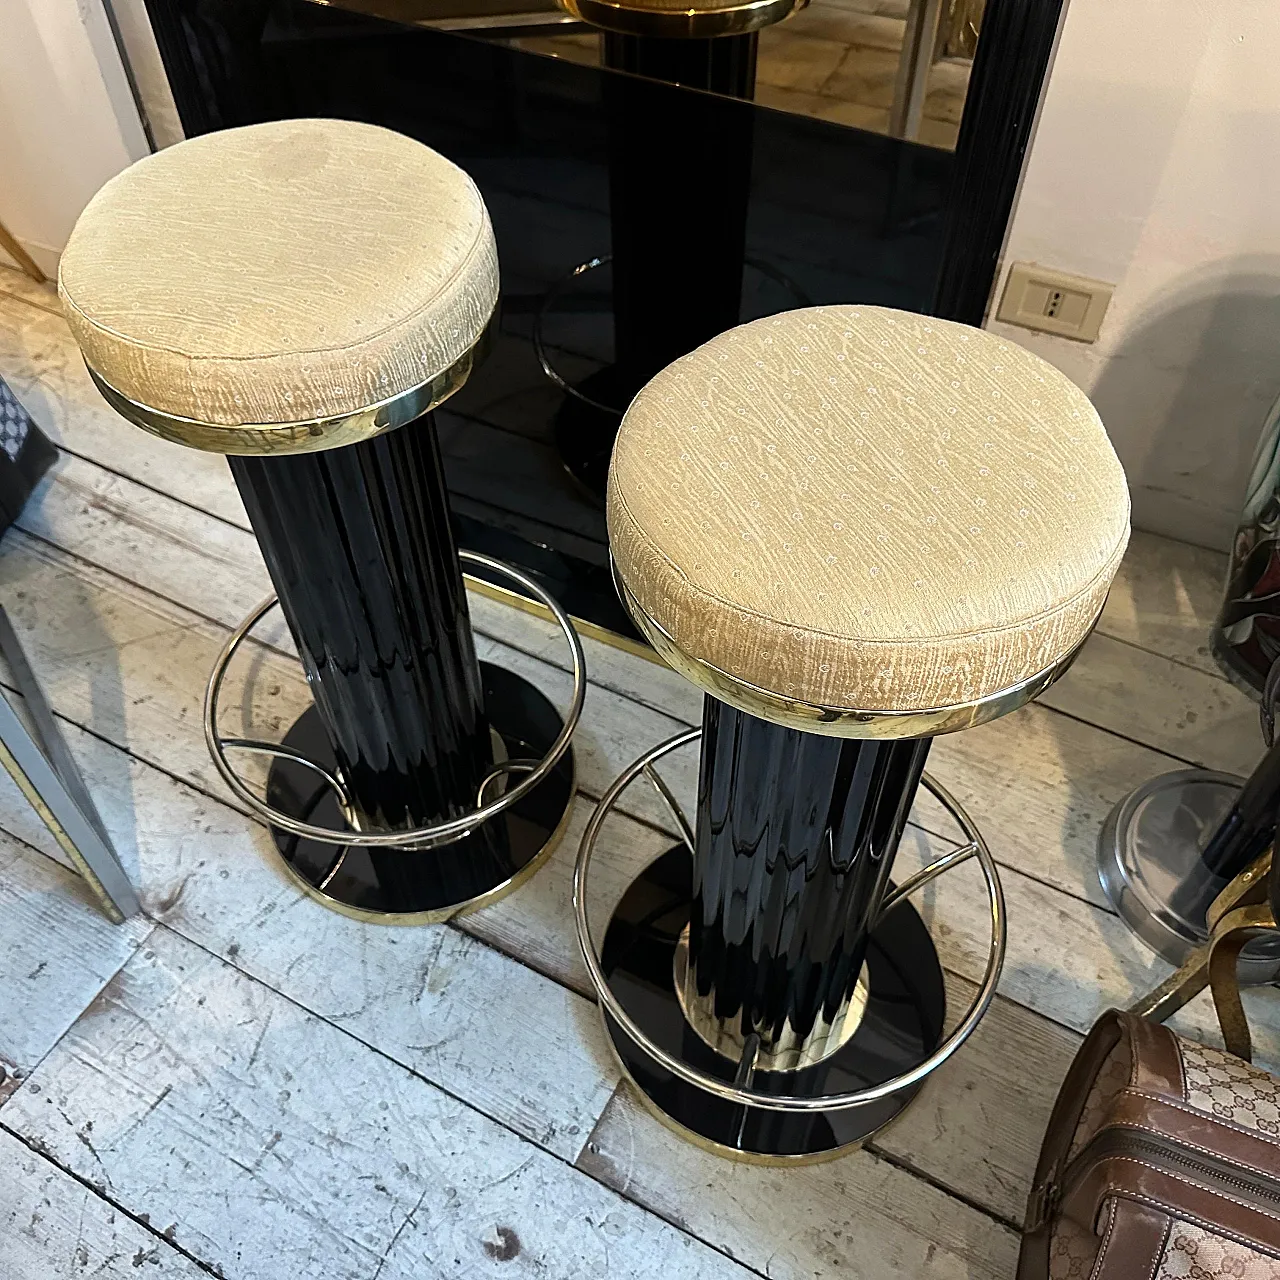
[
  {"x1": 573, "y1": 729, "x2": 1006, "y2": 1112},
  {"x1": 0, "y1": 607, "x2": 140, "y2": 923},
  {"x1": 617, "y1": 568, "x2": 1095, "y2": 740},
  {"x1": 205, "y1": 551, "x2": 584, "y2": 851},
  {"x1": 888, "y1": 0, "x2": 945, "y2": 141},
  {"x1": 84, "y1": 320, "x2": 495, "y2": 458}
]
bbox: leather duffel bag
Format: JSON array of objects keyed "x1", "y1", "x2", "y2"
[{"x1": 1019, "y1": 1008, "x2": 1280, "y2": 1279}]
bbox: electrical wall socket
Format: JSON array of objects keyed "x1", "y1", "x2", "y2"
[{"x1": 995, "y1": 263, "x2": 1113, "y2": 342}]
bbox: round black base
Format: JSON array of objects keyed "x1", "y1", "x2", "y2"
[
  {"x1": 552, "y1": 365, "x2": 635, "y2": 502},
  {"x1": 600, "y1": 847, "x2": 947, "y2": 1163},
  {"x1": 264, "y1": 662, "x2": 575, "y2": 923}
]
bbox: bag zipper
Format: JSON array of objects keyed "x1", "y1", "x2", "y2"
[{"x1": 1026, "y1": 1126, "x2": 1280, "y2": 1232}]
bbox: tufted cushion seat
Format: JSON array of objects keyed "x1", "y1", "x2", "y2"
[
  {"x1": 608, "y1": 305, "x2": 1130, "y2": 718},
  {"x1": 59, "y1": 118, "x2": 497, "y2": 441}
]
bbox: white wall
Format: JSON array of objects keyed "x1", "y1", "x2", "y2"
[
  {"x1": 990, "y1": 0, "x2": 1280, "y2": 553},
  {"x1": 0, "y1": 0, "x2": 150, "y2": 278}
]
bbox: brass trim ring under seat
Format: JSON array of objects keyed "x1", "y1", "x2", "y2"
[
  {"x1": 614, "y1": 568, "x2": 1095, "y2": 740},
  {"x1": 84, "y1": 317, "x2": 496, "y2": 457},
  {"x1": 557, "y1": 0, "x2": 805, "y2": 39}
]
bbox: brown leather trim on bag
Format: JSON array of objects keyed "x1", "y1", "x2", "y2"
[
  {"x1": 1017, "y1": 1012, "x2": 1127, "y2": 1280},
  {"x1": 1092, "y1": 1199, "x2": 1169, "y2": 1280},
  {"x1": 1106, "y1": 1094, "x2": 1280, "y2": 1179},
  {"x1": 1065, "y1": 1156, "x2": 1280, "y2": 1255},
  {"x1": 1125, "y1": 1013, "x2": 1185, "y2": 1098}
]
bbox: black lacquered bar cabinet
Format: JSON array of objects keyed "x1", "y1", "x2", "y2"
[{"x1": 139, "y1": 0, "x2": 1066, "y2": 644}]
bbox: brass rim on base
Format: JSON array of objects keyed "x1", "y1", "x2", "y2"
[
  {"x1": 673, "y1": 926, "x2": 870, "y2": 1072},
  {"x1": 85, "y1": 319, "x2": 495, "y2": 456},
  {"x1": 204, "y1": 550, "x2": 584, "y2": 852},
  {"x1": 557, "y1": 0, "x2": 805, "y2": 39},
  {"x1": 268, "y1": 741, "x2": 576, "y2": 927},
  {"x1": 573, "y1": 730, "x2": 1007, "y2": 1114},
  {"x1": 603, "y1": 1035, "x2": 872, "y2": 1167},
  {"x1": 615, "y1": 567, "x2": 1094, "y2": 740}
]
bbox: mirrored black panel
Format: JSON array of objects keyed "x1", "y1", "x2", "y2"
[{"x1": 142, "y1": 0, "x2": 1059, "y2": 637}]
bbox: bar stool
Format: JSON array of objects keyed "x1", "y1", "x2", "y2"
[
  {"x1": 59, "y1": 119, "x2": 580, "y2": 923},
  {"x1": 575, "y1": 305, "x2": 1131, "y2": 1161}
]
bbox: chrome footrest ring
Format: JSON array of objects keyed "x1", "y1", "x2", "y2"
[
  {"x1": 572, "y1": 730, "x2": 1007, "y2": 1113},
  {"x1": 204, "y1": 550, "x2": 585, "y2": 851}
]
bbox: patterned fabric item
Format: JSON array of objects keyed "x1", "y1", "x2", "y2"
[
  {"x1": 59, "y1": 119, "x2": 499, "y2": 429},
  {"x1": 1180, "y1": 1038, "x2": 1280, "y2": 1139},
  {"x1": 1023, "y1": 1014, "x2": 1280, "y2": 1280},
  {"x1": 1048, "y1": 1207, "x2": 1105, "y2": 1280},
  {"x1": 1155, "y1": 1220, "x2": 1280, "y2": 1280},
  {"x1": 1068, "y1": 1038, "x2": 1132, "y2": 1161},
  {"x1": 0, "y1": 379, "x2": 33, "y2": 461},
  {"x1": 608, "y1": 305, "x2": 1130, "y2": 713},
  {"x1": 0, "y1": 375, "x2": 55, "y2": 534}
]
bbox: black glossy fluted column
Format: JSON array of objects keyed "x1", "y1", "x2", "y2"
[
  {"x1": 687, "y1": 697, "x2": 931, "y2": 1069},
  {"x1": 230, "y1": 415, "x2": 508, "y2": 895}
]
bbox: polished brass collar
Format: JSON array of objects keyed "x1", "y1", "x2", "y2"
[
  {"x1": 86, "y1": 319, "x2": 494, "y2": 457},
  {"x1": 558, "y1": 0, "x2": 805, "y2": 39},
  {"x1": 616, "y1": 570, "x2": 1093, "y2": 739}
]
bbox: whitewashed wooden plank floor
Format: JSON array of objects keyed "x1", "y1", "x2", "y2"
[{"x1": 0, "y1": 263, "x2": 1266, "y2": 1278}]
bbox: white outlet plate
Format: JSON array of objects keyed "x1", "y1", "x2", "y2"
[{"x1": 995, "y1": 262, "x2": 1113, "y2": 342}]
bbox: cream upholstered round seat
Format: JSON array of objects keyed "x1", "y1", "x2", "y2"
[
  {"x1": 59, "y1": 118, "x2": 497, "y2": 449},
  {"x1": 607, "y1": 305, "x2": 1130, "y2": 724}
]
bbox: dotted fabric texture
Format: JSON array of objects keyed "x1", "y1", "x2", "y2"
[
  {"x1": 1180, "y1": 1037, "x2": 1280, "y2": 1139},
  {"x1": 608, "y1": 305, "x2": 1131, "y2": 713},
  {"x1": 58, "y1": 119, "x2": 498, "y2": 428},
  {"x1": 0, "y1": 380, "x2": 32, "y2": 462},
  {"x1": 1154, "y1": 1221, "x2": 1280, "y2": 1279}
]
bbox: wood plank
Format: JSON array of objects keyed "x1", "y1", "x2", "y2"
[
  {"x1": 0, "y1": 533, "x2": 1076, "y2": 1229},
  {"x1": 0, "y1": 709, "x2": 1031, "y2": 1271},
  {"x1": 0, "y1": 263, "x2": 60, "y2": 314},
  {"x1": 12, "y1": 283, "x2": 1260, "y2": 918},
  {"x1": 0, "y1": 645, "x2": 1191, "y2": 1233},
  {"x1": 10, "y1": 452, "x2": 1233, "y2": 924},
  {"x1": 469, "y1": 584, "x2": 1213, "y2": 920},
  {"x1": 0, "y1": 1127, "x2": 207, "y2": 1278},
  {"x1": 1040, "y1": 631, "x2": 1259, "y2": 776},
  {"x1": 0, "y1": 597, "x2": 616, "y2": 1163},
  {"x1": 0, "y1": 290, "x2": 247, "y2": 528},
  {"x1": 577, "y1": 1085, "x2": 1019, "y2": 1280},
  {"x1": 8, "y1": 283, "x2": 1260, "y2": 783},
  {"x1": 9, "y1": 486, "x2": 1273, "y2": 1062},
  {"x1": 2, "y1": 282, "x2": 1270, "y2": 1241},
  {"x1": 1, "y1": 928, "x2": 758, "y2": 1280},
  {"x1": 0, "y1": 835, "x2": 151, "y2": 1077},
  {"x1": 888, "y1": 821, "x2": 1280, "y2": 1074},
  {"x1": 0, "y1": 523, "x2": 691, "y2": 841},
  {"x1": 876, "y1": 974, "x2": 1075, "y2": 1225},
  {"x1": 1098, "y1": 528, "x2": 1228, "y2": 679}
]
